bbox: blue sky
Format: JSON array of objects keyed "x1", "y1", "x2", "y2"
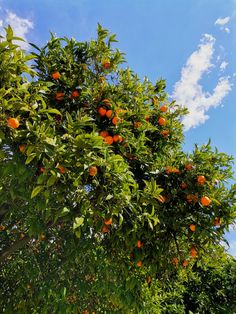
[{"x1": 0, "y1": 0, "x2": 236, "y2": 255}]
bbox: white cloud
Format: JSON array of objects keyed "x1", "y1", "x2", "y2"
[
  {"x1": 172, "y1": 34, "x2": 232, "y2": 131},
  {"x1": 220, "y1": 61, "x2": 228, "y2": 71},
  {"x1": 0, "y1": 10, "x2": 33, "y2": 49},
  {"x1": 215, "y1": 16, "x2": 230, "y2": 26},
  {"x1": 224, "y1": 27, "x2": 230, "y2": 33}
]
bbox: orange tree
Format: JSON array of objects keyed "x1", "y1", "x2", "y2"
[{"x1": 0, "y1": 25, "x2": 236, "y2": 313}]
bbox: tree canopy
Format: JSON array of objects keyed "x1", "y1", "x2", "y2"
[{"x1": 0, "y1": 25, "x2": 236, "y2": 313}]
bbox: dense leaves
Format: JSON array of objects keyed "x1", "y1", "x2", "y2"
[{"x1": 0, "y1": 25, "x2": 236, "y2": 313}]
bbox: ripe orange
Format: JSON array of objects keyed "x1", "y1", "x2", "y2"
[
  {"x1": 197, "y1": 175, "x2": 206, "y2": 185},
  {"x1": 161, "y1": 130, "x2": 169, "y2": 137},
  {"x1": 189, "y1": 224, "x2": 196, "y2": 232},
  {"x1": 134, "y1": 121, "x2": 142, "y2": 128},
  {"x1": 200, "y1": 196, "x2": 211, "y2": 206},
  {"x1": 137, "y1": 240, "x2": 144, "y2": 248},
  {"x1": 55, "y1": 92, "x2": 64, "y2": 101},
  {"x1": 98, "y1": 107, "x2": 107, "y2": 117},
  {"x1": 101, "y1": 225, "x2": 109, "y2": 233},
  {"x1": 19, "y1": 144, "x2": 26, "y2": 153},
  {"x1": 51, "y1": 71, "x2": 61, "y2": 80},
  {"x1": 137, "y1": 260, "x2": 142, "y2": 267},
  {"x1": 100, "y1": 131, "x2": 109, "y2": 138},
  {"x1": 7, "y1": 117, "x2": 20, "y2": 129},
  {"x1": 89, "y1": 166, "x2": 97, "y2": 176},
  {"x1": 158, "y1": 117, "x2": 166, "y2": 126},
  {"x1": 165, "y1": 166, "x2": 172, "y2": 175},
  {"x1": 186, "y1": 194, "x2": 198, "y2": 203},
  {"x1": 104, "y1": 136, "x2": 113, "y2": 145},
  {"x1": 185, "y1": 163, "x2": 193, "y2": 171},
  {"x1": 58, "y1": 165, "x2": 66, "y2": 174},
  {"x1": 84, "y1": 310, "x2": 89, "y2": 314},
  {"x1": 113, "y1": 135, "x2": 123, "y2": 143},
  {"x1": 104, "y1": 218, "x2": 112, "y2": 225},
  {"x1": 158, "y1": 195, "x2": 167, "y2": 203},
  {"x1": 172, "y1": 257, "x2": 179, "y2": 266},
  {"x1": 190, "y1": 246, "x2": 197, "y2": 257},
  {"x1": 112, "y1": 117, "x2": 119, "y2": 125},
  {"x1": 180, "y1": 182, "x2": 188, "y2": 189},
  {"x1": 171, "y1": 167, "x2": 180, "y2": 174},
  {"x1": 102, "y1": 59, "x2": 111, "y2": 69},
  {"x1": 214, "y1": 218, "x2": 221, "y2": 227},
  {"x1": 40, "y1": 167, "x2": 46, "y2": 173},
  {"x1": 182, "y1": 260, "x2": 188, "y2": 267},
  {"x1": 160, "y1": 105, "x2": 167, "y2": 112},
  {"x1": 70, "y1": 90, "x2": 80, "y2": 99},
  {"x1": 106, "y1": 110, "x2": 113, "y2": 119}
]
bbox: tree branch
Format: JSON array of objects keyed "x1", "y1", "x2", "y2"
[{"x1": 0, "y1": 236, "x2": 30, "y2": 263}]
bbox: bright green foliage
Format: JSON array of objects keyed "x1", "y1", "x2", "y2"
[{"x1": 0, "y1": 25, "x2": 236, "y2": 313}]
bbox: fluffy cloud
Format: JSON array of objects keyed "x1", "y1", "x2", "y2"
[
  {"x1": 172, "y1": 34, "x2": 232, "y2": 131},
  {"x1": 215, "y1": 16, "x2": 231, "y2": 33},
  {"x1": 0, "y1": 10, "x2": 33, "y2": 49},
  {"x1": 215, "y1": 16, "x2": 230, "y2": 26}
]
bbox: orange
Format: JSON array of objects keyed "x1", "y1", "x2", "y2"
[
  {"x1": 106, "y1": 110, "x2": 113, "y2": 119},
  {"x1": 55, "y1": 92, "x2": 64, "y2": 101},
  {"x1": 172, "y1": 257, "x2": 179, "y2": 266},
  {"x1": 39, "y1": 234, "x2": 45, "y2": 241},
  {"x1": 51, "y1": 71, "x2": 61, "y2": 80},
  {"x1": 214, "y1": 218, "x2": 221, "y2": 227},
  {"x1": 102, "y1": 59, "x2": 111, "y2": 69},
  {"x1": 113, "y1": 135, "x2": 123, "y2": 143},
  {"x1": 160, "y1": 105, "x2": 167, "y2": 112},
  {"x1": 112, "y1": 117, "x2": 119, "y2": 125},
  {"x1": 137, "y1": 240, "x2": 143, "y2": 248},
  {"x1": 161, "y1": 130, "x2": 169, "y2": 137},
  {"x1": 186, "y1": 194, "x2": 198, "y2": 203},
  {"x1": 40, "y1": 167, "x2": 46, "y2": 173},
  {"x1": 57, "y1": 165, "x2": 66, "y2": 174},
  {"x1": 190, "y1": 246, "x2": 197, "y2": 257},
  {"x1": 84, "y1": 311, "x2": 89, "y2": 314},
  {"x1": 158, "y1": 195, "x2": 167, "y2": 203},
  {"x1": 180, "y1": 182, "x2": 188, "y2": 189},
  {"x1": 182, "y1": 260, "x2": 188, "y2": 267},
  {"x1": 137, "y1": 260, "x2": 142, "y2": 267},
  {"x1": 158, "y1": 117, "x2": 166, "y2": 126},
  {"x1": 165, "y1": 166, "x2": 172, "y2": 175},
  {"x1": 100, "y1": 131, "x2": 109, "y2": 138},
  {"x1": 0, "y1": 225, "x2": 6, "y2": 231},
  {"x1": 70, "y1": 90, "x2": 80, "y2": 99},
  {"x1": 145, "y1": 116, "x2": 150, "y2": 122},
  {"x1": 89, "y1": 166, "x2": 97, "y2": 176},
  {"x1": 98, "y1": 107, "x2": 107, "y2": 117},
  {"x1": 171, "y1": 167, "x2": 180, "y2": 174},
  {"x1": 7, "y1": 117, "x2": 20, "y2": 129},
  {"x1": 19, "y1": 144, "x2": 26, "y2": 153},
  {"x1": 104, "y1": 136, "x2": 113, "y2": 145},
  {"x1": 200, "y1": 196, "x2": 211, "y2": 206},
  {"x1": 104, "y1": 218, "x2": 112, "y2": 225},
  {"x1": 189, "y1": 224, "x2": 196, "y2": 232},
  {"x1": 197, "y1": 175, "x2": 206, "y2": 185},
  {"x1": 134, "y1": 121, "x2": 142, "y2": 128},
  {"x1": 101, "y1": 225, "x2": 109, "y2": 233},
  {"x1": 185, "y1": 163, "x2": 193, "y2": 171}
]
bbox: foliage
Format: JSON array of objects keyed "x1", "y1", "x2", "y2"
[{"x1": 0, "y1": 25, "x2": 236, "y2": 313}]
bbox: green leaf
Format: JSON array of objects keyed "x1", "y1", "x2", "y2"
[
  {"x1": 47, "y1": 175, "x2": 57, "y2": 187},
  {"x1": 73, "y1": 217, "x2": 84, "y2": 229},
  {"x1": 31, "y1": 186, "x2": 43, "y2": 198},
  {"x1": 25, "y1": 153, "x2": 36, "y2": 165}
]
